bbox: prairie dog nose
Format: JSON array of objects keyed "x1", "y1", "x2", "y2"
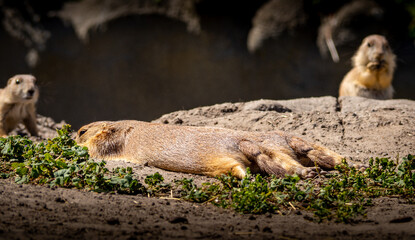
[
  {"x1": 374, "y1": 52, "x2": 384, "y2": 61},
  {"x1": 27, "y1": 88, "x2": 35, "y2": 96}
]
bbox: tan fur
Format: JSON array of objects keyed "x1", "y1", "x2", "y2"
[
  {"x1": 0, "y1": 74, "x2": 39, "y2": 137},
  {"x1": 339, "y1": 35, "x2": 396, "y2": 99},
  {"x1": 75, "y1": 120, "x2": 347, "y2": 179}
]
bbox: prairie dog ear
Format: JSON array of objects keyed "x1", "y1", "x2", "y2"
[
  {"x1": 101, "y1": 123, "x2": 119, "y2": 134},
  {"x1": 101, "y1": 121, "x2": 133, "y2": 133},
  {"x1": 7, "y1": 77, "x2": 14, "y2": 85},
  {"x1": 101, "y1": 125, "x2": 133, "y2": 139},
  {"x1": 76, "y1": 121, "x2": 110, "y2": 144}
]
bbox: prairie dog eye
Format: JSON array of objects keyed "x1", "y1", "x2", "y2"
[
  {"x1": 79, "y1": 129, "x2": 87, "y2": 137},
  {"x1": 367, "y1": 42, "x2": 373, "y2": 47},
  {"x1": 15, "y1": 79, "x2": 21, "y2": 84}
]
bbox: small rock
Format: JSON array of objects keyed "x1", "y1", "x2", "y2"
[
  {"x1": 107, "y1": 218, "x2": 120, "y2": 225},
  {"x1": 55, "y1": 197, "x2": 65, "y2": 203},
  {"x1": 169, "y1": 217, "x2": 188, "y2": 224},
  {"x1": 389, "y1": 217, "x2": 413, "y2": 223}
]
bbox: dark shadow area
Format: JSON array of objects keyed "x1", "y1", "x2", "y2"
[{"x1": 0, "y1": 1, "x2": 414, "y2": 128}]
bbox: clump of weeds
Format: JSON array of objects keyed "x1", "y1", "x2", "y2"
[
  {"x1": 174, "y1": 155, "x2": 415, "y2": 223},
  {"x1": 145, "y1": 172, "x2": 171, "y2": 196},
  {"x1": 0, "y1": 125, "x2": 145, "y2": 194}
]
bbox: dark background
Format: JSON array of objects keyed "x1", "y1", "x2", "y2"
[{"x1": 0, "y1": 0, "x2": 414, "y2": 129}]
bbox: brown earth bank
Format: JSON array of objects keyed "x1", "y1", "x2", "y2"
[{"x1": 1, "y1": 96, "x2": 415, "y2": 240}]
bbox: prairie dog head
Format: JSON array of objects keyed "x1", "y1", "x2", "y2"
[
  {"x1": 75, "y1": 121, "x2": 128, "y2": 159},
  {"x1": 5, "y1": 74, "x2": 39, "y2": 103},
  {"x1": 352, "y1": 35, "x2": 396, "y2": 74}
]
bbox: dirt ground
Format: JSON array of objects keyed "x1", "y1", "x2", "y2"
[{"x1": 1, "y1": 96, "x2": 415, "y2": 240}]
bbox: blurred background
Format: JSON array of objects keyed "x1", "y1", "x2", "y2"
[{"x1": 0, "y1": 0, "x2": 414, "y2": 128}]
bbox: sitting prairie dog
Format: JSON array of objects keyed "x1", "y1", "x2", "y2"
[
  {"x1": 339, "y1": 34, "x2": 396, "y2": 99},
  {"x1": 0, "y1": 74, "x2": 39, "y2": 137},
  {"x1": 76, "y1": 120, "x2": 346, "y2": 179}
]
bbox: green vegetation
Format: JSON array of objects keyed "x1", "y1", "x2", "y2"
[
  {"x1": 1, "y1": 125, "x2": 414, "y2": 223},
  {"x1": 145, "y1": 172, "x2": 171, "y2": 195},
  {"x1": 173, "y1": 156, "x2": 415, "y2": 222},
  {"x1": 0, "y1": 125, "x2": 145, "y2": 194}
]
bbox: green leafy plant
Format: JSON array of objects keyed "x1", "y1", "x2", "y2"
[
  {"x1": 174, "y1": 156, "x2": 415, "y2": 223},
  {"x1": 0, "y1": 125, "x2": 145, "y2": 194},
  {"x1": 145, "y1": 172, "x2": 171, "y2": 195},
  {"x1": 175, "y1": 178, "x2": 210, "y2": 203}
]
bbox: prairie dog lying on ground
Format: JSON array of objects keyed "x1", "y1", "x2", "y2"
[
  {"x1": 0, "y1": 74, "x2": 39, "y2": 137},
  {"x1": 76, "y1": 120, "x2": 345, "y2": 179},
  {"x1": 339, "y1": 34, "x2": 396, "y2": 99}
]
